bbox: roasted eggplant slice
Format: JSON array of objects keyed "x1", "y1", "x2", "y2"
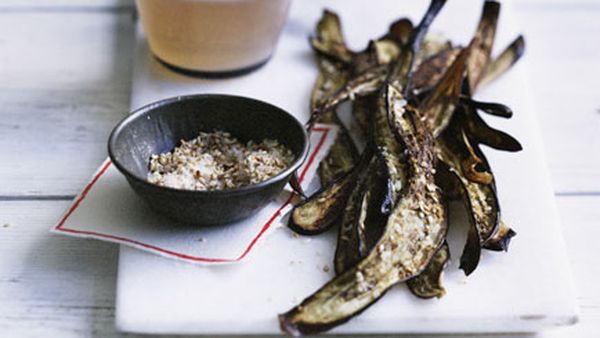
[
  {"x1": 388, "y1": 18, "x2": 414, "y2": 46},
  {"x1": 412, "y1": 47, "x2": 461, "y2": 95},
  {"x1": 419, "y1": 45, "x2": 470, "y2": 137},
  {"x1": 308, "y1": 65, "x2": 388, "y2": 127},
  {"x1": 351, "y1": 22, "x2": 413, "y2": 134},
  {"x1": 467, "y1": 1, "x2": 500, "y2": 91},
  {"x1": 436, "y1": 114, "x2": 500, "y2": 275},
  {"x1": 310, "y1": 61, "x2": 347, "y2": 110},
  {"x1": 373, "y1": 92, "x2": 407, "y2": 214},
  {"x1": 310, "y1": 12, "x2": 361, "y2": 185},
  {"x1": 288, "y1": 169, "x2": 356, "y2": 236},
  {"x1": 415, "y1": 33, "x2": 453, "y2": 67},
  {"x1": 309, "y1": 10, "x2": 354, "y2": 64},
  {"x1": 479, "y1": 35, "x2": 526, "y2": 88},
  {"x1": 462, "y1": 104, "x2": 522, "y2": 152},
  {"x1": 483, "y1": 220, "x2": 516, "y2": 251},
  {"x1": 289, "y1": 144, "x2": 373, "y2": 236},
  {"x1": 460, "y1": 130, "x2": 493, "y2": 185},
  {"x1": 317, "y1": 113, "x2": 360, "y2": 184},
  {"x1": 334, "y1": 157, "x2": 377, "y2": 274},
  {"x1": 334, "y1": 157, "x2": 388, "y2": 275},
  {"x1": 310, "y1": 58, "x2": 359, "y2": 184},
  {"x1": 352, "y1": 93, "x2": 376, "y2": 136},
  {"x1": 407, "y1": 242, "x2": 450, "y2": 299},
  {"x1": 460, "y1": 97, "x2": 513, "y2": 118},
  {"x1": 469, "y1": 138, "x2": 516, "y2": 249}
]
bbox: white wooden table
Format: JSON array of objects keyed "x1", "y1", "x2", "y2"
[{"x1": 0, "y1": 0, "x2": 598, "y2": 336}]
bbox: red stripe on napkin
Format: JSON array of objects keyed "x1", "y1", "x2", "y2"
[{"x1": 54, "y1": 127, "x2": 331, "y2": 263}]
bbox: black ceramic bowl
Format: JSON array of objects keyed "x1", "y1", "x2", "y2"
[{"x1": 108, "y1": 94, "x2": 309, "y2": 225}]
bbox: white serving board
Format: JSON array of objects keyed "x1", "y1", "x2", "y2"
[{"x1": 116, "y1": 0, "x2": 577, "y2": 334}]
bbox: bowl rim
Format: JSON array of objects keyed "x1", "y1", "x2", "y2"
[{"x1": 107, "y1": 93, "x2": 310, "y2": 196}]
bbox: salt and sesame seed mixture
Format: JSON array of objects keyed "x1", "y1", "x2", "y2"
[{"x1": 147, "y1": 131, "x2": 294, "y2": 191}]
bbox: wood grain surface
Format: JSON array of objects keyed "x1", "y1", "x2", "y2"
[{"x1": 0, "y1": 0, "x2": 598, "y2": 337}]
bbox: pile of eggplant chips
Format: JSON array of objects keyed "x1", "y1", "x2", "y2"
[{"x1": 280, "y1": 0, "x2": 524, "y2": 335}]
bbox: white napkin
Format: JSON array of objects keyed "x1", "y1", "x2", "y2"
[{"x1": 51, "y1": 124, "x2": 337, "y2": 264}]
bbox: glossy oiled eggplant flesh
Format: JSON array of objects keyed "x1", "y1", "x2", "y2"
[
  {"x1": 369, "y1": 0, "x2": 448, "y2": 211},
  {"x1": 310, "y1": 13, "x2": 361, "y2": 186},
  {"x1": 289, "y1": 141, "x2": 376, "y2": 236},
  {"x1": 479, "y1": 35, "x2": 525, "y2": 88},
  {"x1": 469, "y1": 138, "x2": 516, "y2": 250},
  {"x1": 307, "y1": 65, "x2": 387, "y2": 128},
  {"x1": 407, "y1": 241, "x2": 450, "y2": 299},
  {"x1": 288, "y1": 169, "x2": 356, "y2": 236},
  {"x1": 419, "y1": 45, "x2": 471, "y2": 137},
  {"x1": 334, "y1": 157, "x2": 384, "y2": 274},
  {"x1": 310, "y1": 59, "x2": 347, "y2": 111},
  {"x1": 350, "y1": 23, "x2": 412, "y2": 134},
  {"x1": 355, "y1": 163, "x2": 389, "y2": 260},
  {"x1": 310, "y1": 57, "x2": 360, "y2": 184},
  {"x1": 326, "y1": 17, "x2": 412, "y2": 137},
  {"x1": 352, "y1": 93, "x2": 376, "y2": 136},
  {"x1": 317, "y1": 111, "x2": 361, "y2": 184},
  {"x1": 373, "y1": 92, "x2": 406, "y2": 214},
  {"x1": 436, "y1": 141, "x2": 482, "y2": 275},
  {"x1": 335, "y1": 157, "x2": 388, "y2": 275},
  {"x1": 349, "y1": 44, "x2": 383, "y2": 135},
  {"x1": 411, "y1": 47, "x2": 461, "y2": 96},
  {"x1": 467, "y1": 1, "x2": 500, "y2": 91}
]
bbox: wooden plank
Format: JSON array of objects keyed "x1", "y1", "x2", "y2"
[
  {"x1": 0, "y1": 11, "x2": 134, "y2": 197},
  {"x1": 514, "y1": 1, "x2": 600, "y2": 11},
  {"x1": 513, "y1": 8, "x2": 600, "y2": 193},
  {"x1": 0, "y1": 0, "x2": 133, "y2": 10},
  {"x1": 540, "y1": 195, "x2": 600, "y2": 337},
  {"x1": 0, "y1": 201, "x2": 119, "y2": 337},
  {"x1": 0, "y1": 194, "x2": 598, "y2": 337}
]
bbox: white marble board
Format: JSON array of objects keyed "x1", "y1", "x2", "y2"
[{"x1": 115, "y1": 0, "x2": 577, "y2": 334}]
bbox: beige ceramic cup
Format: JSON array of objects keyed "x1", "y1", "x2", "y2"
[{"x1": 135, "y1": 0, "x2": 292, "y2": 77}]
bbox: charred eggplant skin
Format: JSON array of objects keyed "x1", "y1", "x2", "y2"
[
  {"x1": 462, "y1": 105, "x2": 523, "y2": 152},
  {"x1": 287, "y1": 171, "x2": 354, "y2": 236},
  {"x1": 436, "y1": 114, "x2": 499, "y2": 276},
  {"x1": 334, "y1": 157, "x2": 377, "y2": 274},
  {"x1": 484, "y1": 220, "x2": 516, "y2": 251},
  {"x1": 287, "y1": 150, "x2": 372, "y2": 236},
  {"x1": 460, "y1": 97, "x2": 513, "y2": 118},
  {"x1": 479, "y1": 35, "x2": 525, "y2": 88},
  {"x1": 467, "y1": 0, "x2": 500, "y2": 91},
  {"x1": 310, "y1": 12, "x2": 361, "y2": 186},
  {"x1": 316, "y1": 110, "x2": 360, "y2": 184},
  {"x1": 419, "y1": 44, "x2": 471, "y2": 137}
]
